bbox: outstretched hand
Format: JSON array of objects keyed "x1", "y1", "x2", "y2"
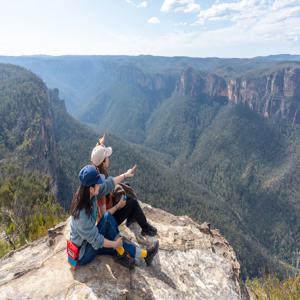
[
  {"x1": 125, "y1": 164, "x2": 137, "y2": 178},
  {"x1": 98, "y1": 134, "x2": 106, "y2": 146}
]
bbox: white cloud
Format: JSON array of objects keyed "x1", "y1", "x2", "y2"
[
  {"x1": 161, "y1": 0, "x2": 201, "y2": 13},
  {"x1": 196, "y1": 0, "x2": 270, "y2": 24},
  {"x1": 138, "y1": 1, "x2": 147, "y2": 8},
  {"x1": 148, "y1": 17, "x2": 161, "y2": 24},
  {"x1": 191, "y1": 0, "x2": 300, "y2": 47},
  {"x1": 272, "y1": 0, "x2": 300, "y2": 11},
  {"x1": 196, "y1": 0, "x2": 300, "y2": 24},
  {"x1": 115, "y1": 0, "x2": 297, "y2": 57},
  {"x1": 126, "y1": 0, "x2": 148, "y2": 8}
]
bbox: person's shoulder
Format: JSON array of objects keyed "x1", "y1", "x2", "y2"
[
  {"x1": 77, "y1": 209, "x2": 90, "y2": 221},
  {"x1": 101, "y1": 176, "x2": 115, "y2": 187}
]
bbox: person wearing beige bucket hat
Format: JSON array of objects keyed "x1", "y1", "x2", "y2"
[
  {"x1": 91, "y1": 144, "x2": 113, "y2": 167},
  {"x1": 91, "y1": 134, "x2": 158, "y2": 237}
]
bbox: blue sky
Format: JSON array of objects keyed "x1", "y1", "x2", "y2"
[{"x1": 0, "y1": 0, "x2": 299, "y2": 58}]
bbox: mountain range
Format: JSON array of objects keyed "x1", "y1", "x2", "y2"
[{"x1": 0, "y1": 55, "x2": 300, "y2": 280}]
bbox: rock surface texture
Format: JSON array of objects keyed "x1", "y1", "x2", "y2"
[{"x1": 0, "y1": 203, "x2": 250, "y2": 300}]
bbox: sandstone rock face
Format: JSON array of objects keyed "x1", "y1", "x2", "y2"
[
  {"x1": 176, "y1": 66, "x2": 300, "y2": 124},
  {"x1": 226, "y1": 67, "x2": 300, "y2": 123},
  {"x1": 0, "y1": 203, "x2": 250, "y2": 300},
  {"x1": 177, "y1": 68, "x2": 206, "y2": 97},
  {"x1": 177, "y1": 68, "x2": 227, "y2": 99}
]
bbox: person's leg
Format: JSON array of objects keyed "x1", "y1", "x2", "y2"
[
  {"x1": 101, "y1": 212, "x2": 147, "y2": 260},
  {"x1": 79, "y1": 240, "x2": 158, "y2": 267},
  {"x1": 78, "y1": 214, "x2": 119, "y2": 265},
  {"x1": 98, "y1": 213, "x2": 136, "y2": 257},
  {"x1": 98, "y1": 212, "x2": 120, "y2": 240},
  {"x1": 79, "y1": 213, "x2": 134, "y2": 267},
  {"x1": 78, "y1": 243, "x2": 115, "y2": 265},
  {"x1": 114, "y1": 198, "x2": 157, "y2": 236},
  {"x1": 97, "y1": 212, "x2": 127, "y2": 256},
  {"x1": 129, "y1": 198, "x2": 148, "y2": 229},
  {"x1": 113, "y1": 197, "x2": 135, "y2": 226},
  {"x1": 122, "y1": 240, "x2": 136, "y2": 258},
  {"x1": 114, "y1": 197, "x2": 147, "y2": 229}
]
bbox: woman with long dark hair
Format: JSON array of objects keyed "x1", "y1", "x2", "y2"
[
  {"x1": 69, "y1": 164, "x2": 159, "y2": 268},
  {"x1": 91, "y1": 135, "x2": 157, "y2": 236}
]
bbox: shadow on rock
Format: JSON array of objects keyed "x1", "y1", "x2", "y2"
[{"x1": 71, "y1": 254, "x2": 158, "y2": 299}]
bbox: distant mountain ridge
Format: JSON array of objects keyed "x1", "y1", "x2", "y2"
[
  {"x1": 0, "y1": 54, "x2": 300, "y2": 121},
  {"x1": 1, "y1": 55, "x2": 299, "y2": 146}
]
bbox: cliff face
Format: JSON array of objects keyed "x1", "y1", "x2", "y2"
[
  {"x1": 0, "y1": 64, "x2": 60, "y2": 194},
  {"x1": 0, "y1": 203, "x2": 250, "y2": 300},
  {"x1": 25, "y1": 88, "x2": 60, "y2": 193},
  {"x1": 114, "y1": 64, "x2": 174, "y2": 95},
  {"x1": 176, "y1": 68, "x2": 227, "y2": 99},
  {"x1": 177, "y1": 66, "x2": 300, "y2": 124},
  {"x1": 0, "y1": 63, "x2": 92, "y2": 206},
  {"x1": 227, "y1": 67, "x2": 300, "y2": 123}
]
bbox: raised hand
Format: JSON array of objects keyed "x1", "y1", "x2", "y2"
[
  {"x1": 125, "y1": 164, "x2": 137, "y2": 178},
  {"x1": 98, "y1": 134, "x2": 106, "y2": 146}
]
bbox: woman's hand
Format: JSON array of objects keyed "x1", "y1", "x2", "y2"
[
  {"x1": 117, "y1": 196, "x2": 127, "y2": 209},
  {"x1": 113, "y1": 236, "x2": 123, "y2": 249},
  {"x1": 98, "y1": 134, "x2": 106, "y2": 146},
  {"x1": 114, "y1": 165, "x2": 137, "y2": 185},
  {"x1": 125, "y1": 165, "x2": 137, "y2": 178}
]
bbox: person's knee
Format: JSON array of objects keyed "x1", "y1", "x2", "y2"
[
  {"x1": 99, "y1": 212, "x2": 114, "y2": 228},
  {"x1": 126, "y1": 196, "x2": 137, "y2": 208},
  {"x1": 104, "y1": 211, "x2": 118, "y2": 226},
  {"x1": 103, "y1": 212, "x2": 112, "y2": 219},
  {"x1": 102, "y1": 212, "x2": 114, "y2": 224},
  {"x1": 78, "y1": 256, "x2": 93, "y2": 265},
  {"x1": 78, "y1": 245, "x2": 96, "y2": 265}
]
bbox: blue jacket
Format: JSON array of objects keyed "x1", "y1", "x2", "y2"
[{"x1": 70, "y1": 176, "x2": 115, "y2": 259}]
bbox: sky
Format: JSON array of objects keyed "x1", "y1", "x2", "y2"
[{"x1": 0, "y1": 0, "x2": 299, "y2": 58}]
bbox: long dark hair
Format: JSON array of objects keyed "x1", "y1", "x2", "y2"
[
  {"x1": 70, "y1": 184, "x2": 94, "y2": 218},
  {"x1": 96, "y1": 158, "x2": 109, "y2": 177},
  {"x1": 96, "y1": 159, "x2": 111, "y2": 204}
]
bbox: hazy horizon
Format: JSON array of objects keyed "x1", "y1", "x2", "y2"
[{"x1": 1, "y1": 53, "x2": 300, "y2": 60}]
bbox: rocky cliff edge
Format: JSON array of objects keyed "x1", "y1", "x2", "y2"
[{"x1": 0, "y1": 203, "x2": 250, "y2": 300}]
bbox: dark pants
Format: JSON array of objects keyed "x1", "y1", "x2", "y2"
[
  {"x1": 78, "y1": 212, "x2": 136, "y2": 265},
  {"x1": 113, "y1": 197, "x2": 147, "y2": 230}
]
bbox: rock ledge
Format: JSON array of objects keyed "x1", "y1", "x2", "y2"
[{"x1": 0, "y1": 203, "x2": 250, "y2": 300}]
